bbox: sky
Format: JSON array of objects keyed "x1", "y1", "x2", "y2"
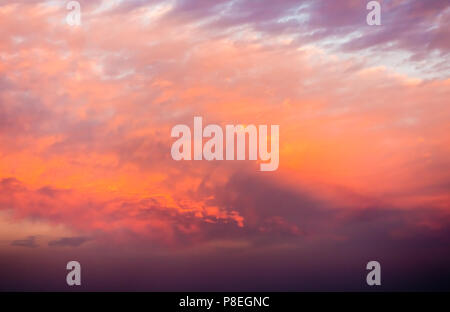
[{"x1": 0, "y1": 0, "x2": 449, "y2": 291}]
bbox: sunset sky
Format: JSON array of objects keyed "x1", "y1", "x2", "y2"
[{"x1": 0, "y1": 0, "x2": 449, "y2": 291}]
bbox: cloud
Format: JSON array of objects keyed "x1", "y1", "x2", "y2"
[
  {"x1": 48, "y1": 236, "x2": 91, "y2": 247},
  {"x1": 0, "y1": 178, "x2": 246, "y2": 246},
  {"x1": 11, "y1": 236, "x2": 38, "y2": 248}
]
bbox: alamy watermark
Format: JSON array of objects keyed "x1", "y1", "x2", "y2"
[
  {"x1": 366, "y1": 1, "x2": 381, "y2": 26},
  {"x1": 366, "y1": 260, "x2": 381, "y2": 286},
  {"x1": 66, "y1": 1, "x2": 81, "y2": 26},
  {"x1": 66, "y1": 260, "x2": 81, "y2": 286},
  {"x1": 170, "y1": 117, "x2": 279, "y2": 171}
]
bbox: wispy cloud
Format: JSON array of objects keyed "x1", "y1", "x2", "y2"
[
  {"x1": 11, "y1": 236, "x2": 39, "y2": 248},
  {"x1": 48, "y1": 236, "x2": 91, "y2": 247}
]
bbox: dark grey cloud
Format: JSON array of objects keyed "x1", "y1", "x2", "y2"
[
  {"x1": 48, "y1": 236, "x2": 91, "y2": 247},
  {"x1": 11, "y1": 236, "x2": 38, "y2": 248}
]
